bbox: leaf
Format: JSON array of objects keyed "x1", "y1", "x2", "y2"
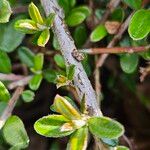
[
  {"x1": 0, "y1": 0, "x2": 12, "y2": 23},
  {"x1": 53, "y1": 36, "x2": 60, "y2": 50},
  {"x1": 88, "y1": 117, "x2": 124, "y2": 139},
  {"x1": 53, "y1": 95, "x2": 81, "y2": 120},
  {"x1": 29, "y1": 74, "x2": 43, "y2": 91},
  {"x1": 15, "y1": 19, "x2": 39, "y2": 34},
  {"x1": 34, "y1": 115, "x2": 74, "y2": 137},
  {"x1": 56, "y1": 75, "x2": 70, "y2": 88},
  {"x1": 67, "y1": 126, "x2": 88, "y2": 150},
  {"x1": 43, "y1": 69, "x2": 57, "y2": 83},
  {"x1": 120, "y1": 54, "x2": 139, "y2": 74},
  {"x1": 18, "y1": 46, "x2": 35, "y2": 67},
  {"x1": 58, "y1": 0, "x2": 70, "y2": 15},
  {"x1": 66, "y1": 65, "x2": 75, "y2": 80},
  {"x1": 33, "y1": 53, "x2": 44, "y2": 71},
  {"x1": 21, "y1": 90, "x2": 35, "y2": 103},
  {"x1": 128, "y1": 9, "x2": 150, "y2": 40},
  {"x1": 0, "y1": 102, "x2": 7, "y2": 115},
  {"x1": 66, "y1": 11, "x2": 86, "y2": 27},
  {"x1": 73, "y1": 25, "x2": 87, "y2": 48},
  {"x1": 0, "y1": 81, "x2": 10, "y2": 102},
  {"x1": 3, "y1": 116, "x2": 29, "y2": 148},
  {"x1": 69, "y1": 0, "x2": 76, "y2": 8},
  {"x1": 101, "y1": 138, "x2": 118, "y2": 147},
  {"x1": 90, "y1": 25, "x2": 107, "y2": 42},
  {"x1": 0, "y1": 16, "x2": 25, "y2": 52},
  {"x1": 54, "y1": 54, "x2": 66, "y2": 69},
  {"x1": 0, "y1": 51, "x2": 11, "y2": 73},
  {"x1": 115, "y1": 146, "x2": 129, "y2": 150},
  {"x1": 123, "y1": 0, "x2": 142, "y2": 9},
  {"x1": 80, "y1": 94, "x2": 88, "y2": 114},
  {"x1": 37, "y1": 29, "x2": 50, "y2": 47},
  {"x1": 28, "y1": 2, "x2": 44, "y2": 24},
  {"x1": 111, "y1": 8, "x2": 124, "y2": 22},
  {"x1": 45, "y1": 13, "x2": 55, "y2": 27}
]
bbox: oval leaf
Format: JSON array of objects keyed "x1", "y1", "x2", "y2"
[
  {"x1": 21, "y1": 90, "x2": 35, "y2": 103},
  {"x1": 123, "y1": 0, "x2": 142, "y2": 9},
  {"x1": 128, "y1": 9, "x2": 150, "y2": 40},
  {"x1": 54, "y1": 54, "x2": 66, "y2": 69},
  {"x1": 90, "y1": 25, "x2": 107, "y2": 42},
  {"x1": 34, "y1": 115, "x2": 74, "y2": 138},
  {"x1": 116, "y1": 146, "x2": 129, "y2": 150},
  {"x1": 3, "y1": 116, "x2": 29, "y2": 148},
  {"x1": 33, "y1": 53, "x2": 44, "y2": 71},
  {"x1": 88, "y1": 117, "x2": 124, "y2": 139}
]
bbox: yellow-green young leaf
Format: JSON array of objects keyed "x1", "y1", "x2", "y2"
[
  {"x1": 37, "y1": 29, "x2": 50, "y2": 47},
  {"x1": 56, "y1": 75, "x2": 70, "y2": 89},
  {"x1": 115, "y1": 146, "x2": 129, "y2": 150},
  {"x1": 3, "y1": 116, "x2": 29, "y2": 149},
  {"x1": 33, "y1": 53, "x2": 44, "y2": 71},
  {"x1": 15, "y1": 19, "x2": 39, "y2": 34},
  {"x1": 45, "y1": 13, "x2": 55, "y2": 27},
  {"x1": 29, "y1": 74, "x2": 43, "y2": 91},
  {"x1": 0, "y1": 0, "x2": 12, "y2": 23},
  {"x1": 0, "y1": 81, "x2": 10, "y2": 102},
  {"x1": 88, "y1": 117, "x2": 124, "y2": 139},
  {"x1": 90, "y1": 25, "x2": 107, "y2": 42},
  {"x1": 53, "y1": 95, "x2": 81, "y2": 120},
  {"x1": 0, "y1": 51, "x2": 11, "y2": 73},
  {"x1": 67, "y1": 126, "x2": 89, "y2": 150},
  {"x1": 34, "y1": 115, "x2": 74, "y2": 138},
  {"x1": 128, "y1": 9, "x2": 150, "y2": 40},
  {"x1": 21, "y1": 90, "x2": 35, "y2": 103},
  {"x1": 28, "y1": 2, "x2": 44, "y2": 24}
]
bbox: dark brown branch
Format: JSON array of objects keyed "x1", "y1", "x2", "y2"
[
  {"x1": 81, "y1": 45, "x2": 150, "y2": 55},
  {"x1": 0, "y1": 86, "x2": 24, "y2": 129},
  {"x1": 40, "y1": 0, "x2": 102, "y2": 116}
]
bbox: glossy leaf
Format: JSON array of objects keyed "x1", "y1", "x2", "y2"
[
  {"x1": 0, "y1": 0, "x2": 12, "y2": 23},
  {"x1": 0, "y1": 16, "x2": 25, "y2": 52},
  {"x1": 66, "y1": 65, "x2": 75, "y2": 80},
  {"x1": 18, "y1": 46, "x2": 35, "y2": 67},
  {"x1": 21, "y1": 90, "x2": 35, "y2": 103},
  {"x1": 29, "y1": 74, "x2": 43, "y2": 91},
  {"x1": 90, "y1": 25, "x2": 107, "y2": 42},
  {"x1": 33, "y1": 53, "x2": 44, "y2": 71},
  {"x1": 37, "y1": 29, "x2": 50, "y2": 47},
  {"x1": 0, "y1": 51, "x2": 11, "y2": 73},
  {"x1": 67, "y1": 126, "x2": 88, "y2": 150},
  {"x1": 3, "y1": 116, "x2": 29, "y2": 148},
  {"x1": 28, "y1": 2, "x2": 44, "y2": 24},
  {"x1": 15, "y1": 19, "x2": 39, "y2": 34},
  {"x1": 54, "y1": 54, "x2": 66, "y2": 69},
  {"x1": 123, "y1": 0, "x2": 142, "y2": 9},
  {"x1": 120, "y1": 54, "x2": 139, "y2": 74},
  {"x1": 128, "y1": 9, "x2": 150, "y2": 40},
  {"x1": 53, "y1": 95, "x2": 81, "y2": 120},
  {"x1": 34, "y1": 115, "x2": 74, "y2": 137},
  {"x1": 88, "y1": 117, "x2": 124, "y2": 139},
  {"x1": 116, "y1": 146, "x2": 129, "y2": 150},
  {"x1": 0, "y1": 81, "x2": 10, "y2": 102},
  {"x1": 101, "y1": 138, "x2": 118, "y2": 147}
]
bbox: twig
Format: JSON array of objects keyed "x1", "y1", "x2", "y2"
[
  {"x1": 0, "y1": 86, "x2": 24, "y2": 129},
  {"x1": 12, "y1": 6, "x2": 28, "y2": 14},
  {"x1": 81, "y1": 45, "x2": 150, "y2": 55},
  {"x1": 96, "y1": 13, "x2": 133, "y2": 68},
  {"x1": 0, "y1": 73, "x2": 25, "y2": 81},
  {"x1": 40, "y1": 0, "x2": 102, "y2": 116}
]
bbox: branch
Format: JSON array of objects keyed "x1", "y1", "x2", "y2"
[
  {"x1": 0, "y1": 86, "x2": 24, "y2": 129},
  {"x1": 40, "y1": 0, "x2": 102, "y2": 116},
  {"x1": 81, "y1": 45, "x2": 150, "y2": 54},
  {"x1": 0, "y1": 73, "x2": 25, "y2": 81}
]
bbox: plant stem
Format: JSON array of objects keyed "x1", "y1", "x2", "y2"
[
  {"x1": 40, "y1": 0, "x2": 102, "y2": 116},
  {"x1": 0, "y1": 86, "x2": 24, "y2": 129},
  {"x1": 0, "y1": 73, "x2": 25, "y2": 81}
]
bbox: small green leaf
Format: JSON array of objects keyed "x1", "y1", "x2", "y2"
[
  {"x1": 37, "y1": 29, "x2": 50, "y2": 47},
  {"x1": 123, "y1": 0, "x2": 142, "y2": 9},
  {"x1": 0, "y1": 102, "x2": 7, "y2": 115},
  {"x1": 116, "y1": 146, "x2": 129, "y2": 150},
  {"x1": 58, "y1": 0, "x2": 70, "y2": 15},
  {"x1": 69, "y1": 0, "x2": 76, "y2": 8},
  {"x1": 0, "y1": 0, "x2": 12, "y2": 23},
  {"x1": 111, "y1": 8, "x2": 124, "y2": 22},
  {"x1": 101, "y1": 138, "x2": 118, "y2": 147},
  {"x1": 120, "y1": 54, "x2": 139, "y2": 74},
  {"x1": 29, "y1": 74, "x2": 43, "y2": 91},
  {"x1": 67, "y1": 126, "x2": 88, "y2": 150},
  {"x1": 0, "y1": 81, "x2": 10, "y2": 102},
  {"x1": 18, "y1": 46, "x2": 35, "y2": 67},
  {"x1": 90, "y1": 25, "x2": 107, "y2": 42},
  {"x1": 80, "y1": 94, "x2": 88, "y2": 114},
  {"x1": 88, "y1": 117, "x2": 124, "y2": 139},
  {"x1": 53, "y1": 36, "x2": 60, "y2": 50},
  {"x1": 3, "y1": 116, "x2": 29, "y2": 148},
  {"x1": 53, "y1": 95, "x2": 81, "y2": 120},
  {"x1": 0, "y1": 51, "x2": 11, "y2": 73},
  {"x1": 66, "y1": 11, "x2": 86, "y2": 27},
  {"x1": 33, "y1": 53, "x2": 44, "y2": 71},
  {"x1": 128, "y1": 9, "x2": 150, "y2": 40},
  {"x1": 66, "y1": 65, "x2": 75, "y2": 80},
  {"x1": 54, "y1": 54, "x2": 66, "y2": 69},
  {"x1": 15, "y1": 19, "x2": 39, "y2": 34},
  {"x1": 45, "y1": 13, "x2": 55, "y2": 27},
  {"x1": 34, "y1": 115, "x2": 74, "y2": 137},
  {"x1": 56, "y1": 75, "x2": 70, "y2": 88},
  {"x1": 21, "y1": 90, "x2": 35, "y2": 103},
  {"x1": 43, "y1": 69, "x2": 57, "y2": 83}
]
